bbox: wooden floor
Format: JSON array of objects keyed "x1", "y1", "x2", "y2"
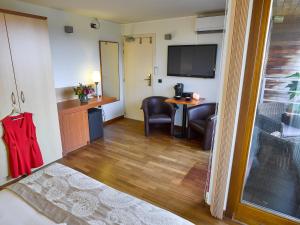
[{"x1": 59, "y1": 118, "x2": 236, "y2": 225}]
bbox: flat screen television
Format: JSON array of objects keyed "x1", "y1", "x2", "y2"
[{"x1": 167, "y1": 44, "x2": 217, "y2": 78}]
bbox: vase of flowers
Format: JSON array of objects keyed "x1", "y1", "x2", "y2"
[{"x1": 74, "y1": 83, "x2": 94, "y2": 103}]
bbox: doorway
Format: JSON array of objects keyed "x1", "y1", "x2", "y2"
[
  {"x1": 228, "y1": 0, "x2": 300, "y2": 224},
  {"x1": 124, "y1": 35, "x2": 154, "y2": 121}
]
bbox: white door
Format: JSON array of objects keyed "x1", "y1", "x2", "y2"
[
  {"x1": 124, "y1": 36, "x2": 154, "y2": 121},
  {"x1": 0, "y1": 13, "x2": 19, "y2": 180},
  {"x1": 5, "y1": 14, "x2": 62, "y2": 170}
]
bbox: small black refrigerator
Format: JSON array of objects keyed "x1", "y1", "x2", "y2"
[{"x1": 88, "y1": 107, "x2": 104, "y2": 142}]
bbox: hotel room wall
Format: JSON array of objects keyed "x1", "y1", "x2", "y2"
[
  {"x1": 122, "y1": 16, "x2": 224, "y2": 125},
  {"x1": 0, "y1": 0, "x2": 124, "y2": 121}
]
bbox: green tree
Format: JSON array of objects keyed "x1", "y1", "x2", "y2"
[{"x1": 286, "y1": 72, "x2": 300, "y2": 100}]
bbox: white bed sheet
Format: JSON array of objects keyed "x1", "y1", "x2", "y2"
[{"x1": 0, "y1": 189, "x2": 57, "y2": 225}]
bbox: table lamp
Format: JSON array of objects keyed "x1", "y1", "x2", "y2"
[{"x1": 92, "y1": 70, "x2": 101, "y2": 97}]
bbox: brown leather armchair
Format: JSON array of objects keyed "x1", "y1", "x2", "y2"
[
  {"x1": 141, "y1": 96, "x2": 177, "y2": 136},
  {"x1": 187, "y1": 103, "x2": 217, "y2": 150}
]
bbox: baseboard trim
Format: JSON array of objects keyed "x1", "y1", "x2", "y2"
[{"x1": 104, "y1": 115, "x2": 124, "y2": 126}]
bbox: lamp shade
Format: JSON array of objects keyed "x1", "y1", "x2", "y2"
[{"x1": 92, "y1": 70, "x2": 101, "y2": 83}]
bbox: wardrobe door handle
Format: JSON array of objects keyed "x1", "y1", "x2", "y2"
[
  {"x1": 11, "y1": 92, "x2": 16, "y2": 105},
  {"x1": 21, "y1": 91, "x2": 25, "y2": 103}
]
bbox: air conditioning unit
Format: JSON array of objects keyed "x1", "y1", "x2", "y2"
[{"x1": 195, "y1": 15, "x2": 225, "y2": 33}]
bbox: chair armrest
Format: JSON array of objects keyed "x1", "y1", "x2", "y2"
[
  {"x1": 258, "y1": 131, "x2": 294, "y2": 169},
  {"x1": 291, "y1": 142, "x2": 300, "y2": 175},
  {"x1": 256, "y1": 114, "x2": 283, "y2": 133},
  {"x1": 201, "y1": 114, "x2": 217, "y2": 150},
  {"x1": 141, "y1": 101, "x2": 149, "y2": 121},
  {"x1": 205, "y1": 115, "x2": 217, "y2": 134},
  {"x1": 188, "y1": 105, "x2": 206, "y2": 121},
  {"x1": 141, "y1": 103, "x2": 147, "y2": 112},
  {"x1": 207, "y1": 114, "x2": 217, "y2": 121},
  {"x1": 205, "y1": 114, "x2": 217, "y2": 136},
  {"x1": 188, "y1": 103, "x2": 216, "y2": 121},
  {"x1": 161, "y1": 102, "x2": 177, "y2": 117}
]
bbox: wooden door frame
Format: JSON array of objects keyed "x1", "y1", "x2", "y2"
[
  {"x1": 0, "y1": 8, "x2": 47, "y2": 20},
  {"x1": 208, "y1": 0, "x2": 252, "y2": 219},
  {"x1": 226, "y1": 0, "x2": 300, "y2": 224}
]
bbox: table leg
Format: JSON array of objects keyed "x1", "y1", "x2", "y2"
[
  {"x1": 174, "y1": 104, "x2": 187, "y2": 138},
  {"x1": 182, "y1": 104, "x2": 187, "y2": 137}
]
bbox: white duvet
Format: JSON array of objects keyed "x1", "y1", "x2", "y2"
[{"x1": 0, "y1": 189, "x2": 57, "y2": 225}]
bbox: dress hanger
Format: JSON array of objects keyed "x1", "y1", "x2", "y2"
[
  {"x1": 0, "y1": 106, "x2": 22, "y2": 124},
  {"x1": 0, "y1": 93, "x2": 24, "y2": 123},
  {"x1": 9, "y1": 106, "x2": 24, "y2": 120}
]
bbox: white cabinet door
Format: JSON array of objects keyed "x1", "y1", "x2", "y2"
[
  {"x1": 4, "y1": 14, "x2": 62, "y2": 168},
  {"x1": 0, "y1": 13, "x2": 19, "y2": 181}
]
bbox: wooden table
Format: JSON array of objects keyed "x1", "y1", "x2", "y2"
[
  {"x1": 57, "y1": 96, "x2": 116, "y2": 154},
  {"x1": 165, "y1": 97, "x2": 205, "y2": 137}
]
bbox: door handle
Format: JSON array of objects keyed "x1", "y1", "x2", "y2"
[
  {"x1": 144, "y1": 73, "x2": 152, "y2": 86},
  {"x1": 20, "y1": 91, "x2": 25, "y2": 103}
]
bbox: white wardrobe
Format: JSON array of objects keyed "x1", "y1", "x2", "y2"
[{"x1": 0, "y1": 11, "x2": 62, "y2": 184}]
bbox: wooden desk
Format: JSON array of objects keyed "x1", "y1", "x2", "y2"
[
  {"x1": 165, "y1": 97, "x2": 205, "y2": 137},
  {"x1": 57, "y1": 96, "x2": 116, "y2": 154}
]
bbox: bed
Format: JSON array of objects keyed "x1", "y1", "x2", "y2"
[
  {"x1": 0, "y1": 163, "x2": 194, "y2": 225},
  {"x1": 0, "y1": 189, "x2": 58, "y2": 225}
]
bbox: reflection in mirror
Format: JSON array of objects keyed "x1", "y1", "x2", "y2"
[{"x1": 99, "y1": 41, "x2": 120, "y2": 100}]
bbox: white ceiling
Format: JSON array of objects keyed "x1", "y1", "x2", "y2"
[{"x1": 18, "y1": 0, "x2": 226, "y2": 24}]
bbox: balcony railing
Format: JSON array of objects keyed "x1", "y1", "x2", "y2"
[{"x1": 260, "y1": 77, "x2": 300, "y2": 105}]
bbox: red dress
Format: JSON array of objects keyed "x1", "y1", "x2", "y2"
[{"x1": 2, "y1": 112, "x2": 43, "y2": 178}]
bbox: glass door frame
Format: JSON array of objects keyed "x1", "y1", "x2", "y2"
[{"x1": 226, "y1": 0, "x2": 300, "y2": 224}]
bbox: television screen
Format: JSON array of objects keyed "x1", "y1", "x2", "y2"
[{"x1": 167, "y1": 44, "x2": 217, "y2": 78}]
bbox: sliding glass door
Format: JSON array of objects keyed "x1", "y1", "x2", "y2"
[{"x1": 228, "y1": 0, "x2": 300, "y2": 224}]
